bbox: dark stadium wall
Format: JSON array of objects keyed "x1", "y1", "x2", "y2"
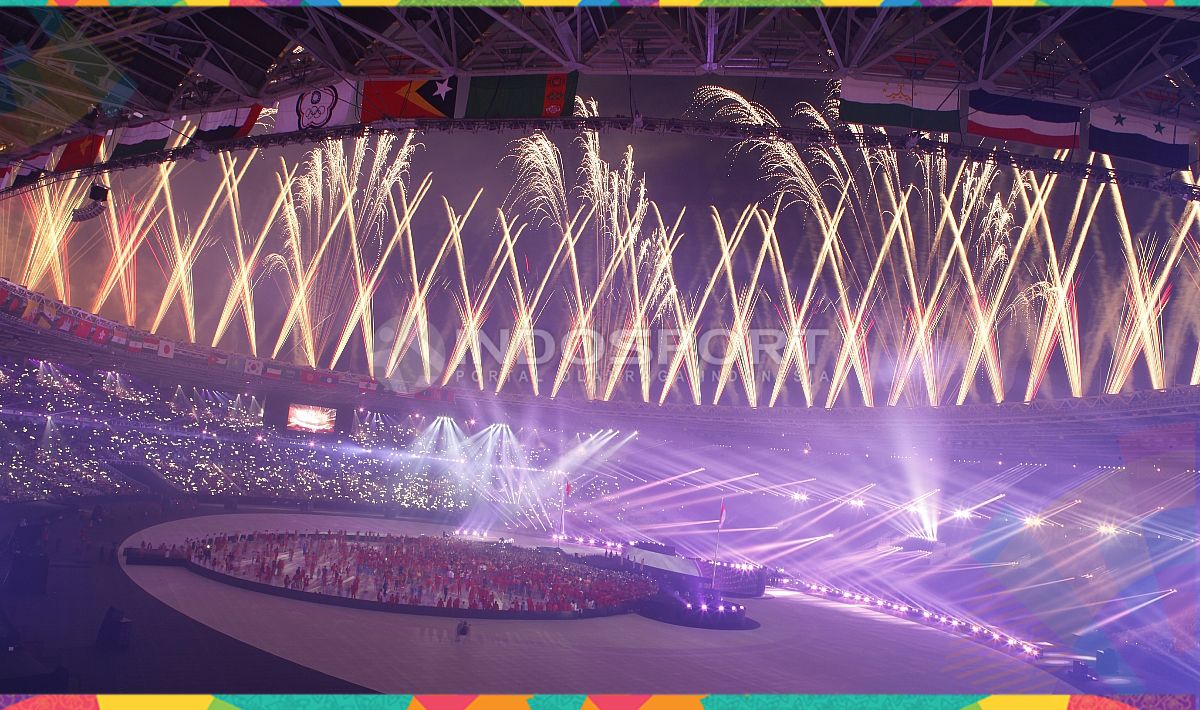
[
  {"x1": 335, "y1": 406, "x2": 354, "y2": 434},
  {"x1": 264, "y1": 397, "x2": 290, "y2": 429}
]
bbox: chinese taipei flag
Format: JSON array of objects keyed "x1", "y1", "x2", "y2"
[
  {"x1": 1089, "y1": 108, "x2": 1194, "y2": 170},
  {"x1": 967, "y1": 90, "x2": 1081, "y2": 149}
]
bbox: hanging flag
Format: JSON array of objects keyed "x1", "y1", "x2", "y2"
[
  {"x1": 462, "y1": 73, "x2": 578, "y2": 119},
  {"x1": 30, "y1": 302, "x2": 57, "y2": 329},
  {"x1": 299, "y1": 370, "x2": 319, "y2": 385},
  {"x1": 110, "y1": 121, "x2": 174, "y2": 161},
  {"x1": 1089, "y1": 108, "x2": 1194, "y2": 170},
  {"x1": 207, "y1": 353, "x2": 228, "y2": 367},
  {"x1": 142, "y1": 336, "x2": 159, "y2": 354},
  {"x1": 318, "y1": 373, "x2": 337, "y2": 387},
  {"x1": 244, "y1": 359, "x2": 263, "y2": 376},
  {"x1": 719, "y1": 499, "x2": 727, "y2": 529},
  {"x1": 90, "y1": 325, "x2": 111, "y2": 344},
  {"x1": 157, "y1": 339, "x2": 176, "y2": 359},
  {"x1": 361, "y1": 76, "x2": 457, "y2": 123},
  {"x1": 110, "y1": 329, "x2": 128, "y2": 348},
  {"x1": 11, "y1": 153, "x2": 51, "y2": 189},
  {"x1": 127, "y1": 337, "x2": 143, "y2": 353},
  {"x1": 72, "y1": 320, "x2": 93, "y2": 340},
  {"x1": 358, "y1": 376, "x2": 379, "y2": 392},
  {"x1": 264, "y1": 364, "x2": 283, "y2": 379},
  {"x1": 0, "y1": 291, "x2": 25, "y2": 317},
  {"x1": 54, "y1": 133, "x2": 104, "y2": 172},
  {"x1": 54, "y1": 314, "x2": 74, "y2": 333},
  {"x1": 273, "y1": 82, "x2": 357, "y2": 133},
  {"x1": 838, "y1": 79, "x2": 959, "y2": 133},
  {"x1": 191, "y1": 105, "x2": 262, "y2": 144},
  {"x1": 967, "y1": 90, "x2": 1081, "y2": 149}
]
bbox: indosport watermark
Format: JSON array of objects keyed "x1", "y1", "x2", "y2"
[{"x1": 371, "y1": 324, "x2": 834, "y2": 392}]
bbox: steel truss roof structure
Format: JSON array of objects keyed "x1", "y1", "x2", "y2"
[{"x1": 3, "y1": 7, "x2": 1200, "y2": 155}]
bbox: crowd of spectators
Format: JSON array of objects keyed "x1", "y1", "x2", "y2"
[
  {"x1": 184, "y1": 530, "x2": 657, "y2": 614},
  {"x1": 0, "y1": 359, "x2": 615, "y2": 520}
]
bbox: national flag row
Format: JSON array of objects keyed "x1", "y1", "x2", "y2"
[
  {"x1": 0, "y1": 278, "x2": 385, "y2": 395},
  {"x1": 0, "y1": 72, "x2": 579, "y2": 190},
  {"x1": 840, "y1": 79, "x2": 1197, "y2": 170}
]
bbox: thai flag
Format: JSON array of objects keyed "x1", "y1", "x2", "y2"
[{"x1": 967, "y1": 90, "x2": 1081, "y2": 149}]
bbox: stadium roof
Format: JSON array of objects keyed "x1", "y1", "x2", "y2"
[{"x1": 3, "y1": 7, "x2": 1200, "y2": 153}]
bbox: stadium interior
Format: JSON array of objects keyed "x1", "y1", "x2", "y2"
[{"x1": 0, "y1": 5, "x2": 1198, "y2": 697}]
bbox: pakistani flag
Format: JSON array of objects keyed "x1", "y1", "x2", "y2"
[
  {"x1": 111, "y1": 122, "x2": 174, "y2": 161},
  {"x1": 1089, "y1": 108, "x2": 1194, "y2": 170},
  {"x1": 839, "y1": 79, "x2": 960, "y2": 133}
]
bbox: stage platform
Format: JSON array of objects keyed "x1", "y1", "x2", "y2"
[{"x1": 120, "y1": 512, "x2": 1075, "y2": 694}]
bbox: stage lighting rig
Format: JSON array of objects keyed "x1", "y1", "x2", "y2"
[{"x1": 70, "y1": 183, "x2": 109, "y2": 222}]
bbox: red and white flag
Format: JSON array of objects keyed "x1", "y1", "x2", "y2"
[
  {"x1": 244, "y1": 359, "x2": 263, "y2": 376},
  {"x1": 718, "y1": 499, "x2": 727, "y2": 529},
  {"x1": 564, "y1": 481, "x2": 572, "y2": 498},
  {"x1": 157, "y1": 339, "x2": 175, "y2": 359}
]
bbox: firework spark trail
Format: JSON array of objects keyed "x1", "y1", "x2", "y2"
[
  {"x1": 327, "y1": 174, "x2": 432, "y2": 375},
  {"x1": 1021, "y1": 156, "x2": 1099, "y2": 401},
  {"x1": 889, "y1": 158, "x2": 1011, "y2": 406},
  {"x1": 383, "y1": 195, "x2": 481, "y2": 382},
  {"x1": 150, "y1": 157, "x2": 247, "y2": 341},
  {"x1": 440, "y1": 192, "x2": 503, "y2": 389},
  {"x1": 328, "y1": 133, "x2": 421, "y2": 374},
  {"x1": 19, "y1": 176, "x2": 91, "y2": 304},
  {"x1": 713, "y1": 204, "x2": 774, "y2": 406},
  {"x1": 94, "y1": 194, "x2": 161, "y2": 327},
  {"x1": 763, "y1": 195, "x2": 819, "y2": 407},
  {"x1": 656, "y1": 203, "x2": 756, "y2": 404},
  {"x1": 506, "y1": 131, "x2": 600, "y2": 398},
  {"x1": 954, "y1": 169, "x2": 1060, "y2": 404},
  {"x1": 824, "y1": 188, "x2": 911, "y2": 408},
  {"x1": 601, "y1": 204, "x2": 684, "y2": 402},
  {"x1": 210, "y1": 151, "x2": 292, "y2": 355},
  {"x1": 211, "y1": 153, "x2": 278, "y2": 357},
  {"x1": 1104, "y1": 154, "x2": 1197, "y2": 393},
  {"x1": 887, "y1": 158, "x2": 979, "y2": 407}
]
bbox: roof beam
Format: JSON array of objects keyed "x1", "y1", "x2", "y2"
[
  {"x1": 480, "y1": 8, "x2": 569, "y2": 69},
  {"x1": 982, "y1": 8, "x2": 1077, "y2": 83}
]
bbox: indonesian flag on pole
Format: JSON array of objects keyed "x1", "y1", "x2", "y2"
[
  {"x1": 564, "y1": 481, "x2": 572, "y2": 498},
  {"x1": 719, "y1": 499, "x2": 727, "y2": 529}
]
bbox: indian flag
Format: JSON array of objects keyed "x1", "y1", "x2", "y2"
[{"x1": 839, "y1": 79, "x2": 960, "y2": 133}]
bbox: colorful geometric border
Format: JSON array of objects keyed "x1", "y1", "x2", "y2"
[
  {"x1": 12, "y1": 2, "x2": 1199, "y2": 8},
  {"x1": 1, "y1": 696, "x2": 1196, "y2": 710}
]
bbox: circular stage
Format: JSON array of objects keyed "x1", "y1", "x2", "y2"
[{"x1": 119, "y1": 512, "x2": 1075, "y2": 694}]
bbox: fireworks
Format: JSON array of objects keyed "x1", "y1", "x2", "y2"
[{"x1": 1, "y1": 88, "x2": 1199, "y2": 407}]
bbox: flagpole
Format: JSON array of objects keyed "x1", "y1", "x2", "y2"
[
  {"x1": 712, "y1": 497, "x2": 724, "y2": 587},
  {"x1": 560, "y1": 478, "x2": 567, "y2": 537}
]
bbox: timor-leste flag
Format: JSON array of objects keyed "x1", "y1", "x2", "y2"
[
  {"x1": 54, "y1": 133, "x2": 104, "y2": 172},
  {"x1": 463, "y1": 72, "x2": 579, "y2": 119},
  {"x1": 360, "y1": 76, "x2": 457, "y2": 123}
]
